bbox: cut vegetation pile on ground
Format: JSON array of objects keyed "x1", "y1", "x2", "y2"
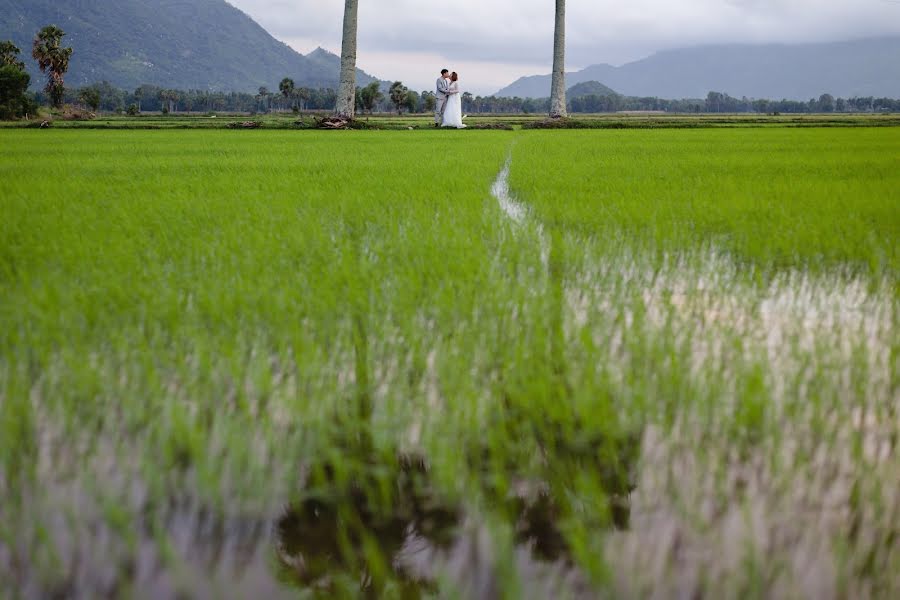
[{"x1": 1, "y1": 128, "x2": 898, "y2": 598}]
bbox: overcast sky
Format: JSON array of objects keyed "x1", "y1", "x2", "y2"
[{"x1": 227, "y1": 0, "x2": 900, "y2": 95}]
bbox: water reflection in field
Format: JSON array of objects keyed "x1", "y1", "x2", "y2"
[{"x1": 275, "y1": 429, "x2": 637, "y2": 598}]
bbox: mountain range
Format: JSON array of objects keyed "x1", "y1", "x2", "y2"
[
  {"x1": 0, "y1": 0, "x2": 381, "y2": 92},
  {"x1": 566, "y1": 81, "x2": 617, "y2": 98},
  {"x1": 495, "y1": 37, "x2": 900, "y2": 100},
  {"x1": 4, "y1": 1, "x2": 898, "y2": 101}
]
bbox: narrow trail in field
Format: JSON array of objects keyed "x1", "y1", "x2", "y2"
[
  {"x1": 491, "y1": 154, "x2": 550, "y2": 269},
  {"x1": 491, "y1": 157, "x2": 527, "y2": 224}
]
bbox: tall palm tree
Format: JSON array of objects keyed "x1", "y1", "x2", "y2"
[
  {"x1": 279, "y1": 77, "x2": 295, "y2": 110},
  {"x1": 257, "y1": 86, "x2": 270, "y2": 113},
  {"x1": 549, "y1": 0, "x2": 567, "y2": 118},
  {"x1": 32, "y1": 25, "x2": 73, "y2": 109},
  {"x1": 296, "y1": 87, "x2": 311, "y2": 112},
  {"x1": 335, "y1": 0, "x2": 359, "y2": 119}
]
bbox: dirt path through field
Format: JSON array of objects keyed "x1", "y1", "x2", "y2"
[{"x1": 491, "y1": 152, "x2": 550, "y2": 270}]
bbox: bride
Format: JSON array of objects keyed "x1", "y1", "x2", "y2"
[{"x1": 442, "y1": 72, "x2": 467, "y2": 129}]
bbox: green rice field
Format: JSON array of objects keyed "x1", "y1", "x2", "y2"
[{"x1": 1, "y1": 128, "x2": 898, "y2": 598}]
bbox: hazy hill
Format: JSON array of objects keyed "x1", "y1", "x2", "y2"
[
  {"x1": 304, "y1": 47, "x2": 347, "y2": 75},
  {"x1": 495, "y1": 37, "x2": 900, "y2": 100},
  {"x1": 567, "y1": 81, "x2": 617, "y2": 98},
  {"x1": 0, "y1": 0, "x2": 380, "y2": 92}
]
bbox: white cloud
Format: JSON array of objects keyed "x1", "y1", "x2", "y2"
[{"x1": 227, "y1": 0, "x2": 900, "y2": 94}]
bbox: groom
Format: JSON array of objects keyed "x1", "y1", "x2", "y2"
[{"x1": 435, "y1": 68, "x2": 451, "y2": 127}]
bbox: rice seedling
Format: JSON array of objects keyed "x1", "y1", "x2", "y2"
[
  {"x1": 508, "y1": 128, "x2": 899, "y2": 597},
  {"x1": 0, "y1": 127, "x2": 897, "y2": 598}
]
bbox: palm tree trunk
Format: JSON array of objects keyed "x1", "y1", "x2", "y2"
[
  {"x1": 549, "y1": 0, "x2": 567, "y2": 118},
  {"x1": 335, "y1": 0, "x2": 359, "y2": 119}
]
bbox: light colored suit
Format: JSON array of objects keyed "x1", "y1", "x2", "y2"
[{"x1": 435, "y1": 76, "x2": 451, "y2": 124}]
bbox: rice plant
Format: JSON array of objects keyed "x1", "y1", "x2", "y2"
[{"x1": 1, "y1": 127, "x2": 897, "y2": 598}]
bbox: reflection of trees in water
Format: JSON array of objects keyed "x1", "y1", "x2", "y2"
[
  {"x1": 274, "y1": 423, "x2": 639, "y2": 598},
  {"x1": 274, "y1": 457, "x2": 457, "y2": 597}
]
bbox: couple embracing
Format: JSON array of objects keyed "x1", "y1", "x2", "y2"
[{"x1": 435, "y1": 69, "x2": 466, "y2": 129}]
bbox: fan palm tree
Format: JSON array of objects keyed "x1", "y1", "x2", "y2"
[
  {"x1": 1, "y1": 41, "x2": 26, "y2": 70},
  {"x1": 335, "y1": 0, "x2": 359, "y2": 119},
  {"x1": 279, "y1": 77, "x2": 295, "y2": 110},
  {"x1": 32, "y1": 25, "x2": 73, "y2": 109},
  {"x1": 295, "y1": 87, "x2": 311, "y2": 112},
  {"x1": 549, "y1": 0, "x2": 567, "y2": 118}
]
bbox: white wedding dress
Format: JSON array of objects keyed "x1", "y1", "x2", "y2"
[{"x1": 442, "y1": 83, "x2": 466, "y2": 128}]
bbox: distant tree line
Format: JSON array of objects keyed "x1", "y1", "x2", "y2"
[
  {"x1": 469, "y1": 91, "x2": 900, "y2": 115},
  {"x1": 36, "y1": 82, "x2": 335, "y2": 114},
  {"x1": 699, "y1": 91, "x2": 900, "y2": 114},
  {"x1": 464, "y1": 95, "x2": 551, "y2": 114},
  {"x1": 27, "y1": 82, "x2": 900, "y2": 117},
  {"x1": 34, "y1": 80, "x2": 448, "y2": 116}
]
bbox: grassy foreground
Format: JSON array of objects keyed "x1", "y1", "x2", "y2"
[{"x1": 1, "y1": 128, "x2": 898, "y2": 598}]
